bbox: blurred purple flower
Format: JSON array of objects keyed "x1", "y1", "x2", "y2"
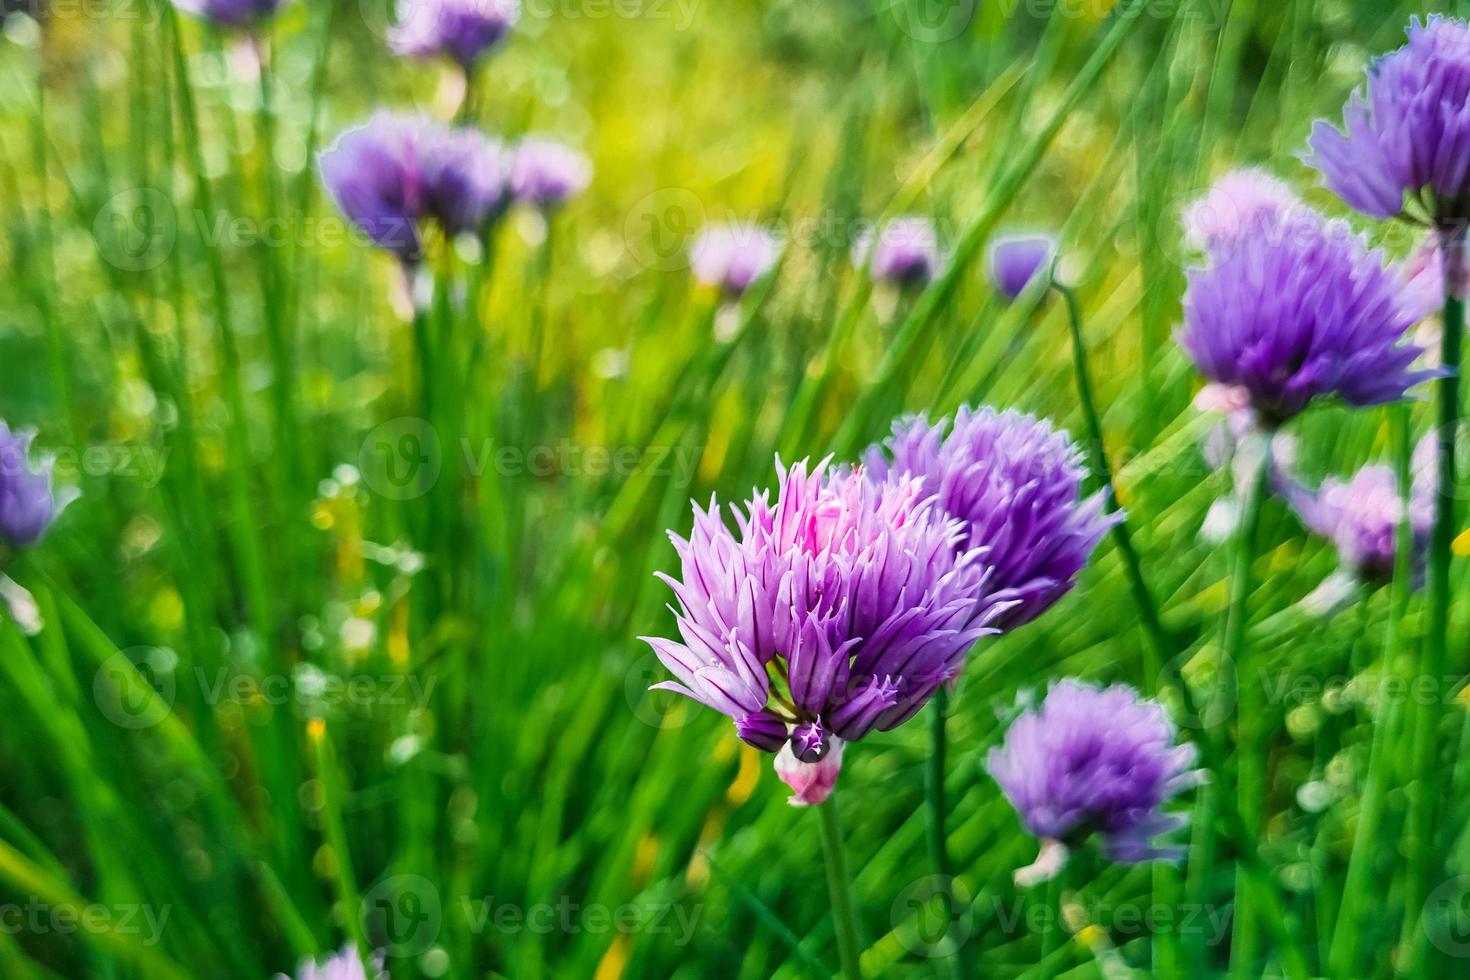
[
  {"x1": 641, "y1": 458, "x2": 1004, "y2": 799},
  {"x1": 1281, "y1": 459, "x2": 1436, "y2": 614},
  {"x1": 853, "y1": 216, "x2": 943, "y2": 288},
  {"x1": 689, "y1": 224, "x2": 780, "y2": 297},
  {"x1": 988, "y1": 680, "x2": 1201, "y2": 879},
  {"x1": 390, "y1": 0, "x2": 519, "y2": 70},
  {"x1": 275, "y1": 946, "x2": 384, "y2": 980},
  {"x1": 320, "y1": 113, "x2": 430, "y2": 263},
  {"x1": 1181, "y1": 168, "x2": 1307, "y2": 257},
  {"x1": 1306, "y1": 16, "x2": 1470, "y2": 224},
  {"x1": 0, "y1": 423, "x2": 72, "y2": 550},
  {"x1": 320, "y1": 115, "x2": 514, "y2": 261},
  {"x1": 172, "y1": 0, "x2": 287, "y2": 29},
  {"x1": 422, "y1": 127, "x2": 511, "y2": 235},
  {"x1": 509, "y1": 138, "x2": 591, "y2": 209},
  {"x1": 1179, "y1": 211, "x2": 1434, "y2": 426},
  {"x1": 987, "y1": 234, "x2": 1055, "y2": 301},
  {"x1": 864, "y1": 406, "x2": 1117, "y2": 631}
]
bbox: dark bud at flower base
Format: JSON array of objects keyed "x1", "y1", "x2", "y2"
[
  {"x1": 736, "y1": 710, "x2": 790, "y2": 753},
  {"x1": 790, "y1": 720, "x2": 830, "y2": 763}
]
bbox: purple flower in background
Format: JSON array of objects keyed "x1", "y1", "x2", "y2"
[
  {"x1": 987, "y1": 234, "x2": 1056, "y2": 301},
  {"x1": 321, "y1": 115, "x2": 516, "y2": 260},
  {"x1": 864, "y1": 406, "x2": 1118, "y2": 631},
  {"x1": 172, "y1": 0, "x2": 286, "y2": 28},
  {"x1": 509, "y1": 138, "x2": 591, "y2": 209},
  {"x1": 390, "y1": 0, "x2": 519, "y2": 70},
  {"x1": 641, "y1": 458, "x2": 1003, "y2": 802},
  {"x1": 1286, "y1": 466, "x2": 1422, "y2": 581},
  {"x1": 422, "y1": 127, "x2": 511, "y2": 235},
  {"x1": 1306, "y1": 16, "x2": 1470, "y2": 224},
  {"x1": 320, "y1": 114, "x2": 429, "y2": 263},
  {"x1": 274, "y1": 945, "x2": 384, "y2": 980},
  {"x1": 1179, "y1": 211, "x2": 1434, "y2": 426},
  {"x1": 988, "y1": 680, "x2": 1201, "y2": 881},
  {"x1": 0, "y1": 423, "x2": 71, "y2": 550},
  {"x1": 854, "y1": 216, "x2": 943, "y2": 288},
  {"x1": 1182, "y1": 168, "x2": 1307, "y2": 257},
  {"x1": 1282, "y1": 463, "x2": 1433, "y2": 614},
  {"x1": 689, "y1": 224, "x2": 780, "y2": 297}
]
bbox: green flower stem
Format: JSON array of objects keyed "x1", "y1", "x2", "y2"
[
  {"x1": 817, "y1": 798, "x2": 864, "y2": 980},
  {"x1": 1225, "y1": 433, "x2": 1271, "y2": 978},
  {"x1": 925, "y1": 688, "x2": 966, "y2": 980},
  {"x1": 1058, "y1": 283, "x2": 1308, "y2": 978},
  {"x1": 166, "y1": 6, "x2": 275, "y2": 644},
  {"x1": 1329, "y1": 406, "x2": 1414, "y2": 977},
  {"x1": 1399, "y1": 229, "x2": 1465, "y2": 974},
  {"x1": 1056, "y1": 284, "x2": 1165, "y2": 684}
]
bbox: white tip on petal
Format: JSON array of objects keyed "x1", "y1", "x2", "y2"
[
  {"x1": 1014, "y1": 838, "x2": 1070, "y2": 888},
  {"x1": 0, "y1": 575, "x2": 42, "y2": 637}
]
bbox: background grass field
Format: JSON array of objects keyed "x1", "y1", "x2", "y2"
[{"x1": 0, "y1": 0, "x2": 1467, "y2": 977}]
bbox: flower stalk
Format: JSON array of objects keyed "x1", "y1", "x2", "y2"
[
  {"x1": 1056, "y1": 283, "x2": 1167, "y2": 682},
  {"x1": 817, "y1": 798, "x2": 864, "y2": 980},
  {"x1": 1400, "y1": 226, "x2": 1465, "y2": 971}
]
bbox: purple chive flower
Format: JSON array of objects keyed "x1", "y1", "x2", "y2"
[
  {"x1": 389, "y1": 0, "x2": 519, "y2": 70},
  {"x1": 1287, "y1": 466, "x2": 1418, "y2": 580},
  {"x1": 172, "y1": 0, "x2": 287, "y2": 28},
  {"x1": 1306, "y1": 16, "x2": 1470, "y2": 224},
  {"x1": 641, "y1": 458, "x2": 1003, "y2": 803},
  {"x1": 689, "y1": 224, "x2": 781, "y2": 297},
  {"x1": 864, "y1": 406, "x2": 1118, "y2": 631},
  {"x1": 274, "y1": 946, "x2": 384, "y2": 980},
  {"x1": 509, "y1": 138, "x2": 591, "y2": 209},
  {"x1": 320, "y1": 114, "x2": 429, "y2": 263},
  {"x1": 1179, "y1": 210, "x2": 1435, "y2": 427},
  {"x1": 1182, "y1": 168, "x2": 1307, "y2": 257},
  {"x1": 321, "y1": 115, "x2": 515, "y2": 261},
  {"x1": 0, "y1": 423, "x2": 71, "y2": 550},
  {"x1": 988, "y1": 680, "x2": 1201, "y2": 880},
  {"x1": 421, "y1": 127, "x2": 511, "y2": 235},
  {"x1": 987, "y1": 234, "x2": 1056, "y2": 301},
  {"x1": 1282, "y1": 463, "x2": 1433, "y2": 614},
  {"x1": 853, "y1": 216, "x2": 943, "y2": 288}
]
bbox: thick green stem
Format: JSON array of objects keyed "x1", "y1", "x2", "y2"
[
  {"x1": 1225, "y1": 435, "x2": 1271, "y2": 978},
  {"x1": 1399, "y1": 229, "x2": 1465, "y2": 975},
  {"x1": 817, "y1": 798, "x2": 864, "y2": 980}
]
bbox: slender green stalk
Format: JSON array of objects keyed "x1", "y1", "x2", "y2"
[
  {"x1": 1056, "y1": 284, "x2": 1166, "y2": 684},
  {"x1": 1059, "y1": 279, "x2": 1186, "y2": 975},
  {"x1": 1329, "y1": 406, "x2": 1414, "y2": 976},
  {"x1": 309, "y1": 721, "x2": 371, "y2": 971},
  {"x1": 1225, "y1": 434, "x2": 1272, "y2": 978},
  {"x1": 1399, "y1": 229, "x2": 1465, "y2": 975},
  {"x1": 829, "y1": 0, "x2": 1146, "y2": 458},
  {"x1": 165, "y1": 6, "x2": 275, "y2": 641},
  {"x1": 924, "y1": 688, "x2": 966, "y2": 979},
  {"x1": 817, "y1": 798, "x2": 864, "y2": 980}
]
